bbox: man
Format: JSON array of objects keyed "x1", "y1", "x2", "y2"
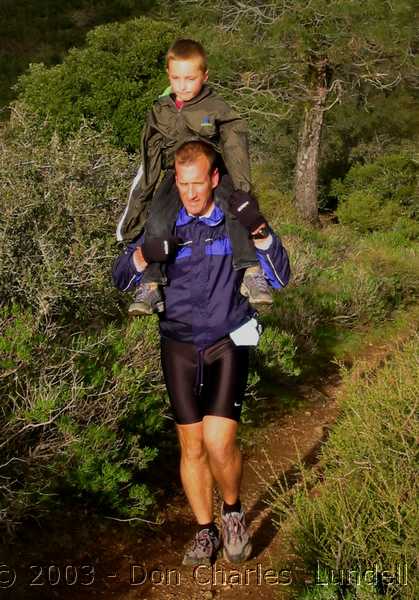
[{"x1": 112, "y1": 140, "x2": 290, "y2": 566}]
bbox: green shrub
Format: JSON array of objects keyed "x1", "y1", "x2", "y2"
[
  {"x1": 271, "y1": 221, "x2": 419, "y2": 369},
  {"x1": 284, "y1": 337, "x2": 419, "y2": 600},
  {"x1": 0, "y1": 112, "x2": 172, "y2": 530},
  {"x1": 15, "y1": 17, "x2": 176, "y2": 149},
  {"x1": 333, "y1": 154, "x2": 418, "y2": 236},
  {"x1": 0, "y1": 106, "x2": 134, "y2": 324},
  {"x1": 0, "y1": 305, "x2": 167, "y2": 530},
  {"x1": 0, "y1": 0, "x2": 159, "y2": 110},
  {"x1": 256, "y1": 326, "x2": 301, "y2": 377}
]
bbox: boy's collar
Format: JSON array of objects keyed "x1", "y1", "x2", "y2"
[
  {"x1": 176, "y1": 203, "x2": 224, "y2": 227},
  {"x1": 165, "y1": 84, "x2": 212, "y2": 107}
]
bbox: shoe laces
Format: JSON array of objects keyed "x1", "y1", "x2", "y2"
[
  {"x1": 248, "y1": 269, "x2": 268, "y2": 292},
  {"x1": 192, "y1": 529, "x2": 213, "y2": 553},
  {"x1": 133, "y1": 284, "x2": 158, "y2": 303},
  {"x1": 223, "y1": 511, "x2": 246, "y2": 544},
  {"x1": 133, "y1": 286, "x2": 147, "y2": 302}
]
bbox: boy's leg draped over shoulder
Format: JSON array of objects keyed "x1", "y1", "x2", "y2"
[
  {"x1": 214, "y1": 169, "x2": 273, "y2": 307},
  {"x1": 116, "y1": 162, "x2": 148, "y2": 242},
  {"x1": 142, "y1": 170, "x2": 181, "y2": 285},
  {"x1": 143, "y1": 170, "x2": 180, "y2": 238},
  {"x1": 214, "y1": 173, "x2": 258, "y2": 271}
]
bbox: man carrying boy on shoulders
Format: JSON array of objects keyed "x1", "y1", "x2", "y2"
[
  {"x1": 113, "y1": 140, "x2": 290, "y2": 566},
  {"x1": 116, "y1": 38, "x2": 274, "y2": 317}
]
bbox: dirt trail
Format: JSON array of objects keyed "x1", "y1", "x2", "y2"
[
  {"x1": 3, "y1": 373, "x2": 340, "y2": 600},
  {"x1": 4, "y1": 310, "x2": 418, "y2": 600}
]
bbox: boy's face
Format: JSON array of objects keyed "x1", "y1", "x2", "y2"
[
  {"x1": 175, "y1": 155, "x2": 219, "y2": 217},
  {"x1": 167, "y1": 58, "x2": 208, "y2": 102}
]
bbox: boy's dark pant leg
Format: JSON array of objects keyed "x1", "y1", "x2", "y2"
[
  {"x1": 141, "y1": 170, "x2": 181, "y2": 285},
  {"x1": 214, "y1": 174, "x2": 258, "y2": 270}
]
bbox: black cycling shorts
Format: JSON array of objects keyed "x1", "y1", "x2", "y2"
[{"x1": 160, "y1": 336, "x2": 249, "y2": 425}]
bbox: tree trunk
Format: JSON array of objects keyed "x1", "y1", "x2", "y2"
[{"x1": 294, "y1": 61, "x2": 328, "y2": 224}]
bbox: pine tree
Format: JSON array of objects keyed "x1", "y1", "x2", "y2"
[{"x1": 167, "y1": 0, "x2": 418, "y2": 223}]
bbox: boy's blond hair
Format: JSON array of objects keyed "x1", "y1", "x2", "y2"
[{"x1": 166, "y1": 39, "x2": 208, "y2": 73}]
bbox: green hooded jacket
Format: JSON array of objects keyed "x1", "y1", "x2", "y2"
[{"x1": 116, "y1": 84, "x2": 251, "y2": 242}]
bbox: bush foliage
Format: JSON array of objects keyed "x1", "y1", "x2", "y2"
[
  {"x1": 0, "y1": 0, "x2": 158, "y2": 109},
  {"x1": 333, "y1": 153, "x2": 419, "y2": 236},
  {"x1": 15, "y1": 17, "x2": 175, "y2": 149},
  {"x1": 287, "y1": 337, "x2": 419, "y2": 600},
  {"x1": 0, "y1": 106, "x2": 132, "y2": 321},
  {"x1": 0, "y1": 110, "x2": 172, "y2": 529}
]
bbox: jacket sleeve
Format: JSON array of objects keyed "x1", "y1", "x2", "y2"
[
  {"x1": 112, "y1": 237, "x2": 145, "y2": 292},
  {"x1": 255, "y1": 232, "x2": 291, "y2": 290},
  {"x1": 217, "y1": 101, "x2": 251, "y2": 193},
  {"x1": 140, "y1": 107, "x2": 164, "y2": 195},
  {"x1": 128, "y1": 109, "x2": 164, "y2": 212},
  {"x1": 116, "y1": 108, "x2": 164, "y2": 241}
]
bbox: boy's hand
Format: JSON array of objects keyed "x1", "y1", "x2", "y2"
[
  {"x1": 141, "y1": 236, "x2": 181, "y2": 263},
  {"x1": 229, "y1": 190, "x2": 266, "y2": 234}
]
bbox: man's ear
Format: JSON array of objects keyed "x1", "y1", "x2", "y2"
[
  {"x1": 203, "y1": 70, "x2": 209, "y2": 82},
  {"x1": 211, "y1": 167, "x2": 220, "y2": 189}
]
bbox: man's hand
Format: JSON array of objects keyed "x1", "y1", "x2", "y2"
[
  {"x1": 141, "y1": 236, "x2": 181, "y2": 263},
  {"x1": 229, "y1": 190, "x2": 266, "y2": 234}
]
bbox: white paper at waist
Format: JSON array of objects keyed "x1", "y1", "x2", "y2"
[{"x1": 229, "y1": 318, "x2": 261, "y2": 346}]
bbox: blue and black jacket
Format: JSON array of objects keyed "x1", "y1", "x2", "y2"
[{"x1": 113, "y1": 205, "x2": 291, "y2": 349}]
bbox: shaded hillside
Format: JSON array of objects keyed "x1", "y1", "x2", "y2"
[{"x1": 0, "y1": 0, "x2": 156, "y2": 110}]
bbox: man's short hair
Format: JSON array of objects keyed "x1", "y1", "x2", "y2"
[
  {"x1": 175, "y1": 141, "x2": 217, "y2": 174},
  {"x1": 166, "y1": 39, "x2": 207, "y2": 73}
]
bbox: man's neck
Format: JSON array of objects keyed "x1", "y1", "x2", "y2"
[{"x1": 186, "y1": 201, "x2": 215, "y2": 219}]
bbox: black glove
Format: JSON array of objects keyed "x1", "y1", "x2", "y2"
[
  {"x1": 229, "y1": 190, "x2": 266, "y2": 233},
  {"x1": 141, "y1": 236, "x2": 181, "y2": 263}
]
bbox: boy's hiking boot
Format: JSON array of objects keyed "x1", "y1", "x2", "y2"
[
  {"x1": 128, "y1": 283, "x2": 164, "y2": 317},
  {"x1": 240, "y1": 266, "x2": 273, "y2": 307},
  {"x1": 221, "y1": 503, "x2": 252, "y2": 564},
  {"x1": 182, "y1": 526, "x2": 221, "y2": 566}
]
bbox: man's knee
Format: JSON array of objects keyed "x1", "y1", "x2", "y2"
[
  {"x1": 177, "y1": 424, "x2": 207, "y2": 462},
  {"x1": 204, "y1": 426, "x2": 238, "y2": 466}
]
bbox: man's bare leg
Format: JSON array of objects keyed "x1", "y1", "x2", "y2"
[
  {"x1": 203, "y1": 414, "x2": 252, "y2": 563},
  {"x1": 176, "y1": 421, "x2": 214, "y2": 524},
  {"x1": 202, "y1": 415, "x2": 242, "y2": 504}
]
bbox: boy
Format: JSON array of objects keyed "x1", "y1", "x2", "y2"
[{"x1": 116, "y1": 39, "x2": 273, "y2": 315}]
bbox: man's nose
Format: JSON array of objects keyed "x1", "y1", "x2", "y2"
[{"x1": 187, "y1": 185, "x2": 196, "y2": 198}]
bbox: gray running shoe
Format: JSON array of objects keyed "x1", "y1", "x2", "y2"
[
  {"x1": 128, "y1": 283, "x2": 164, "y2": 317},
  {"x1": 240, "y1": 266, "x2": 273, "y2": 306},
  {"x1": 182, "y1": 527, "x2": 221, "y2": 566},
  {"x1": 221, "y1": 505, "x2": 252, "y2": 564}
]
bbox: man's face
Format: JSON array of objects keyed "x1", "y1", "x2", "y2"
[
  {"x1": 175, "y1": 155, "x2": 219, "y2": 217},
  {"x1": 167, "y1": 58, "x2": 208, "y2": 102}
]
